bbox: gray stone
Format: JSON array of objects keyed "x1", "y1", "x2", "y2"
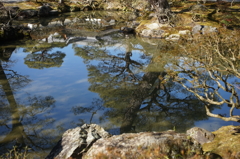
[
  {"x1": 140, "y1": 29, "x2": 165, "y2": 38},
  {"x1": 192, "y1": 24, "x2": 203, "y2": 34},
  {"x1": 179, "y1": 30, "x2": 191, "y2": 35},
  {"x1": 187, "y1": 127, "x2": 215, "y2": 145},
  {"x1": 166, "y1": 34, "x2": 180, "y2": 41},
  {"x1": 202, "y1": 25, "x2": 218, "y2": 35},
  {"x1": 192, "y1": 25, "x2": 218, "y2": 35},
  {"x1": 45, "y1": 124, "x2": 111, "y2": 159}
]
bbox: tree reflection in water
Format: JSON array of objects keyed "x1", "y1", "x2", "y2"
[
  {"x1": 24, "y1": 49, "x2": 66, "y2": 69},
  {"x1": 73, "y1": 35, "x2": 215, "y2": 134},
  {"x1": 169, "y1": 31, "x2": 240, "y2": 123},
  {"x1": 0, "y1": 49, "x2": 58, "y2": 157}
]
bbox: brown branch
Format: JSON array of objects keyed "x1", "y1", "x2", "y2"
[{"x1": 205, "y1": 105, "x2": 240, "y2": 122}]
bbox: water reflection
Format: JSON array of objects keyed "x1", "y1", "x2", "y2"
[
  {"x1": 73, "y1": 35, "x2": 214, "y2": 134},
  {"x1": 24, "y1": 49, "x2": 66, "y2": 69},
  {"x1": 0, "y1": 52, "x2": 58, "y2": 157}
]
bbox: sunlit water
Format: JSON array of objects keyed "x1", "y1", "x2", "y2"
[{"x1": 0, "y1": 11, "x2": 239, "y2": 157}]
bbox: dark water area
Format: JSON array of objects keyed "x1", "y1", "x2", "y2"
[{"x1": 0, "y1": 11, "x2": 239, "y2": 158}]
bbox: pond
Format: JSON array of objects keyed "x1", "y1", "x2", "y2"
[{"x1": 0, "y1": 11, "x2": 239, "y2": 158}]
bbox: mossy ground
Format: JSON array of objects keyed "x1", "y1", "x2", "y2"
[{"x1": 203, "y1": 125, "x2": 240, "y2": 159}]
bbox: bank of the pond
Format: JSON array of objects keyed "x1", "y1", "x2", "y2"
[
  {"x1": 45, "y1": 124, "x2": 240, "y2": 159},
  {"x1": 1, "y1": 0, "x2": 240, "y2": 42}
]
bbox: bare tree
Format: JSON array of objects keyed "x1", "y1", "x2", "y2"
[{"x1": 169, "y1": 31, "x2": 240, "y2": 122}]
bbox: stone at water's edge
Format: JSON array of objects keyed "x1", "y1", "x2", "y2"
[
  {"x1": 83, "y1": 130, "x2": 219, "y2": 159},
  {"x1": 46, "y1": 124, "x2": 240, "y2": 159},
  {"x1": 186, "y1": 127, "x2": 215, "y2": 145},
  {"x1": 45, "y1": 124, "x2": 111, "y2": 159},
  {"x1": 46, "y1": 124, "x2": 223, "y2": 159}
]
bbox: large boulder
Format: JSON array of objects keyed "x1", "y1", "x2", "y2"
[
  {"x1": 45, "y1": 124, "x2": 111, "y2": 159},
  {"x1": 46, "y1": 124, "x2": 240, "y2": 159},
  {"x1": 83, "y1": 130, "x2": 216, "y2": 159}
]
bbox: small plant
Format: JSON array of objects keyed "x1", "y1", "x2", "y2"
[
  {"x1": 0, "y1": 146, "x2": 30, "y2": 159},
  {"x1": 220, "y1": 19, "x2": 232, "y2": 27}
]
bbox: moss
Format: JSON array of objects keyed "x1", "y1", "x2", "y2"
[
  {"x1": 202, "y1": 125, "x2": 240, "y2": 158},
  {"x1": 3, "y1": 1, "x2": 41, "y2": 10}
]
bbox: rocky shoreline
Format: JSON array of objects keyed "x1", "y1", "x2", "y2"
[
  {"x1": 45, "y1": 124, "x2": 240, "y2": 159},
  {"x1": 0, "y1": 0, "x2": 229, "y2": 42}
]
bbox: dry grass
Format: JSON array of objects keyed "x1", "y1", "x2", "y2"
[{"x1": 0, "y1": 146, "x2": 29, "y2": 159}]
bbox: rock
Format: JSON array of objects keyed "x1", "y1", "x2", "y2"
[
  {"x1": 145, "y1": 22, "x2": 160, "y2": 30},
  {"x1": 192, "y1": 25, "x2": 218, "y2": 35},
  {"x1": 202, "y1": 25, "x2": 218, "y2": 35},
  {"x1": 83, "y1": 130, "x2": 214, "y2": 159},
  {"x1": 179, "y1": 30, "x2": 191, "y2": 35},
  {"x1": 38, "y1": 4, "x2": 53, "y2": 17},
  {"x1": 192, "y1": 24, "x2": 203, "y2": 34},
  {"x1": 108, "y1": 19, "x2": 115, "y2": 25},
  {"x1": 189, "y1": 4, "x2": 208, "y2": 13},
  {"x1": 49, "y1": 10, "x2": 59, "y2": 16},
  {"x1": 45, "y1": 124, "x2": 111, "y2": 159},
  {"x1": 203, "y1": 125, "x2": 240, "y2": 159},
  {"x1": 186, "y1": 127, "x2": 215, "y2": 145},
  {"x1": 140, "y1": 29, "x2": 165, "y2": 38},
  {"x1": 166, "y1": 34, "x2": 180, "y2": 41}
]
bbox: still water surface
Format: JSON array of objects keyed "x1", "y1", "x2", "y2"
[{"x1": 0, "y1": 11, "x2": 239, "y2": 157}]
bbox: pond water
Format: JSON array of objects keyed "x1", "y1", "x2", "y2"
[{"x1": 0, "y1": 11, "x2": 239, "y2": 158}]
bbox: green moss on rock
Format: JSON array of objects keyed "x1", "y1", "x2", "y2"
[{"x1": 203, "y1": 125, "x2": 240, "y2": 158}]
